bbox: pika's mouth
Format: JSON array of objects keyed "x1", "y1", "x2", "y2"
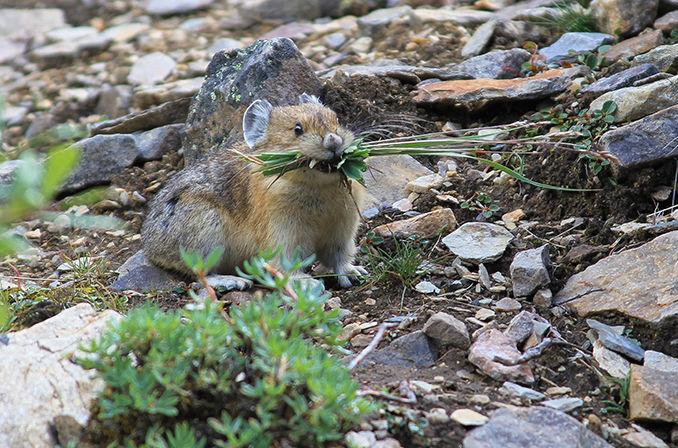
[{"x1": 308, "y1": 159, "x2": 341, "y2": 173}]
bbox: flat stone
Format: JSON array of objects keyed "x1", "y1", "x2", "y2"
[
  {"x1": 362, "y1": 155, "x2": 432, "y2": 210},
  {"x1": 448, "y1": 49, "x2": 531, "y2": 80},
  {"x1": 133, "y1": 77, "x2": 203, "y2": 109},
  {"x1": 208, "y1": 37, "x2": 244, "y2": 56},
  {"x1": 587, "y1": 318, "x2": 645, "y2": 362},
  {"x1": 111, "y1": 249, "x2": 182, "y2": 292},
  {"x1": 539, "y1": 32, "x2": 615, "y2": 64},
  {"x1": 91, "y1": 97, "x2": 190, "y2": 136},
  {"x1": 46, "y1": 26, "x2": 97, "y2": 42},
  {"x1": 463, "y1": 407, "x2": 612, "y2": 448},
  {"x1": 30, "y1": 34, "x2": 112, "y2": 66},
  {"x1": 655, "y1": 10, "x2": 678, "y2": 31},
  {"x1": 183, "y1": 38, "x2": 321, "y2": 164},
  {"x1": 598, "y1": 105, "x2": 678, "y2": 167},
  {"x1": 409, "y1": 7, "x2": 495, "y2": 26},
  {"x1": 134, "y1": 124, "x2": 183, "y2": 161},
  {"x1": 101, "y1": 23, "x2": 149, "y2": 43},
  {"x1": 590, "y1": 75, "x2": 678, "y2": 123},
  {"x1": 602, "y1": 30, "x2": 664, "y2": 64},
  {"x1": 414, "y1": 67, "x2": 587, "y2": 112},
  {"x1": 510, "y1": 245, "x2": 551, "y2": 297},
  {"x1": 0, "y1": 38, "x2": 25, "y2": 64},
  {"x1": 461, "y1": 20, "x2": 497, "y2": 58},
  {"x1": 554, "y1": 231, "x2": 678, "y2": 328},
  {"x1": 634, "y1": 44, "x2": 678, "y2": 73},
  {"x1": 61, "y1": 134, "x2": 139, "y2": 194},
  {"x1": 261, "y1": 22, "x2": 316, "y2": 40},
  {"x1": 360, "y1": 330, "x2": 438, "y2": 369},
  {"x1": 406, "y1": 173, "x2": 445, "y2": 193},
  {"x1": 468, "y1": 329, "x2": 534, "y2": 383},
  {"x1": 143, "y1": 0, "x2": 215, "y2": 15},
  {"x1": 501, "y1": 381, "x2": 545, "y2": 401},
  {"x1": 590, "y1": 0, "x2": 659, "y2": 37},
  {"x1": 629, "y1": 364, "x2": 678, "y2": 423},
  {"x1": 451, "y1": 409, "x2": 489, "y2": 426},
  {"x1": 235, "y1": 0, "x2": 340, "y2": 22},
  {"x1": 423, "y1": 311, "x2": 470, "y2": 349},
  {"x1": 542, "y1": 397, "x2": 584, "y2": 413},
  {"x1": 592, "y1": 340, "x2": 631, "y2": 379},
  {"x1": 495, "y1": 297, "x2": 522, "y2": 312},
  {"x1": 128, "y1": 52, "x2": 176, "y2": 85},
  {"x1": 443, "y1": 222, "x2": 514, "y2": 264},
  {"x1": 581, "y1": 64, "x2": 659, "y2": 97},
  {"x1": 358, "y1": 6, "x2": 412, "y2": 34},
  {"x1": 0, "y1": 304, "x2": 120, "y2": 448},
  {"x1": 644, "y1": 351, "x2": 678, "y2": 372},
  {"x1": 0, "y1": 8, "x2": 65, "y2": 40}
]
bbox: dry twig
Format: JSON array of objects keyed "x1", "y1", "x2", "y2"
[{"x1": 348, "y1": 322, "x2": 398, "y2": 370}]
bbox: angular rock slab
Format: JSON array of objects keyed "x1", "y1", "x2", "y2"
[
  {"x1": 183, "y1": 38, "x2": 321, "y2": 164},
  {"x1": 0, "y1": 304, "x2": 120, "y2": 448},
  {"x1": 554, "y1": 231, "x2": 678, "y2": 326},
  {"x1": 414, "y1": 67, "x2": 587, "y2": 112},
  {"x1": 634, "y1": 44, "x2": 678, "y2": 74},
  {"x1": 510, "y1": 245, "x2": 551, "y2": 297},
  {"x1": 373, "y1": 208, "x2": 457, "y2": 239},
  {"x1": 468, "y1": 329, "x2": 534, "y2": 384},
  {"x1": 629, "y1": 364, "x2": 678, "y2": 424},
  {"x1": 539, "y1": 32, "x2": 615, "y2": 64},
  {"x1": 589, "y1": 75, "x2": 678, "y2": 123},
  {"x1": 443, "y1": 222, "x2": 514, "y2": 264},
  {"x1": 463, "y1": 406, "x2": 611, "y2": 448},
  {"x1": 581, "y1": 64, "x2": 659, "y2": 98},
  {"x1": 111, "y1": 249, "x2": 182, "y2": 292},
  {"x1": 598, "y1": 105, "x2": 678, "y2": 168},
  {"x1": 602, "y1": 29, "x2": 663, "y2": 64}
]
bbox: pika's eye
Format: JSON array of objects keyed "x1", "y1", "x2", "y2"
[{"x1": 294, "y1": 122, "x2": 304, "y2": 137}]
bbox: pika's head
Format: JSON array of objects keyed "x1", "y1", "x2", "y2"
[{"x1": 242, "y1": 94, "x2": 353, "y2": 163}]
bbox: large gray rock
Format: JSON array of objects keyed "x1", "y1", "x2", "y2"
[
  {"x1": 111, "y1": 249, "x2": 182, "y2": 292},
  {"x1": 182, "y1": 38, "x2": 322, "y2": 164},
  {"x1": 443, "y1": 222, "x2": 514, "y2": 264},
  {"x1": 598, "y1": 105, "x2": 678, "y2": 168},
  {"x1": 539, "y1": 32, "x2": 615, "y2": 64},
  {"x1": 143, "y1": 0, "x2": 215, "y2": 15},
  {"x1": 581, "y1": 64, "x2": 659, "y2": 98},
  {"x1": 463, "y1": 407, "x2": 612, "y2": 448},
  {"x1": 0, "y1": 304, "x2": 120, "y2": 448},
  {"x1": 634, "y1": 44, "x2": 678, "y2": 73},
  {"x1": 414, "y1": 67, "x2": 587, "y2": 112},
  {"x1": 235, "y1": 0, "x2": 341, "y2": 21},
  {"x1": 589, "y1": 76, "x2": 678, "y2": 123},
  {"x1": 591, "y1": 0, "x2": 658, "y2": 37},
  {"x1": 510, "y1": 245, "x2": 551, "y2": 297},
  {"x1": 554, "y1": 231, "x2": 678, "y2": 329}
]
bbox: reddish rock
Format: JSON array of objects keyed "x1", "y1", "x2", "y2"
[
  {"x1": 468, "y1": 329, "x2": 534, "y2": 384},
  {"x1": 602, "y1": 30, "x2": 663, "y2": 64},
  {"x1": 629, "y1": 365, "x2": 678, "y2": 424},
  {"x1": 373, "y1": 208, "x2": 457, "y2": 238}
]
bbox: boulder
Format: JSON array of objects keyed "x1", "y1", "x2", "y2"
[
  {"x1": 589, "y1": 75, "x2": 678, "y2": 123},
  {"x1": 182, "y1": 38, "x2": 321, "y2": 164},
  {"x1": 443, "y1": 222, "x2": 514, "y2": 264},
  {"x1": 509, "y1": 245, "x2": 551, "y2": 297},
  {"x1": 0, "y1": 304, "x2": 120, "y2": 448},
  {"x1": 463, "y1": 407, "x2": 612, "y2": 448},
  {"x1": 554, "y1": 231, "x2": 678, "y2": 329},
  {"x1": 598, "y1": 105, "x2": 678, "y2": 168},
  {"x1": 414, "y1": 67, "x2": 587, "y2": 112},
  {"x1": 590, "y1": 0, "x2": 658, "y2": 37}
]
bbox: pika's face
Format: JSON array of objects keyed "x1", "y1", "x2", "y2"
[{"x1": 242, "y1": 95, "x2": 354, "y2": 164}]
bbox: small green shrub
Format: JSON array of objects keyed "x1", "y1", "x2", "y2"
[
  {"x1": 363, "y1": 235, "x2": 426, "y2": 288},
  {"x1": 539, "y1": 1, "x2": 596, "y2": 33},
  {"x1": 79, "y1": 250, "x2": 371, "y2": 447}
]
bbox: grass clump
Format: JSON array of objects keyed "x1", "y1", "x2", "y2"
[
  {"x1": 78, "y1": 250, "x2": 371, "y2": 447},
  {"x1": 539, "y1": 1, "x2": 596, "y2": 33}
]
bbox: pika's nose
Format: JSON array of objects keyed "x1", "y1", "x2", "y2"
[{"x1": 323, "y1": 133, "x2": 343, "y2": 156}]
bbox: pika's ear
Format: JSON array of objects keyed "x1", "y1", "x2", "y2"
[
  {"x1": 243, "y1": 99, "x2": 273, "y2": 148},
  {"x1": 299, "y1": 93, "x2": 323, "y2": 106}
]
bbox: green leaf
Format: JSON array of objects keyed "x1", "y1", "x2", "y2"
[
  {"x1": 41, "y1": 145, "x2": 80, "y2": 197},
  {"x1": 205, "y1": 246, "x2": 225, "y2": 271},
  {"x1": 601, "y1": 100, "x2": 617, "y2": 115}
]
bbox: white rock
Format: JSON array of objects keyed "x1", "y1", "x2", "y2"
[
  {"x1": 128, "y1": 52, "x2": 176, "y2": 85},
  {"x1": 406, "y1": 173, "x2": 444, "y2": 193},
  {"x1": 451, "y1": 409, "x2": 489, "y2": 426},
  {"x1": 0, "y1": 304, "x2": 121, "y2": 448},
  {"x1": 542, "y1": 397, "x2": 584, "y2": 412},
  {"x1": 443, "y1": 222, "x2": 514, "y2": 264},
  {"x1": 415, "y1": 280, "x2": 440, "y2": 294}
]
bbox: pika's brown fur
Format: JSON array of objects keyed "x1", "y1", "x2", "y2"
[{"x1": 141, "y1": 95, "x2": 365, "y2": 287}]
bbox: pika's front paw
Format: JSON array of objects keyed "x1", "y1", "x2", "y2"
[
  {"x1": 206, "y1": 274, "x2": 253, "y2": 292},
  {"x1": 336, "y1": 264, "x2": 368, "y2": 288}
]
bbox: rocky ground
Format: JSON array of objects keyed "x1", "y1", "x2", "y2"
[{"x1": 1, "y1": 0, "x2": 678, "y2": 447}]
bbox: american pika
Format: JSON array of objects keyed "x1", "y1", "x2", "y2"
[{"x1": 141, "y1": 94, "x2": 366, "y2": 287}]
